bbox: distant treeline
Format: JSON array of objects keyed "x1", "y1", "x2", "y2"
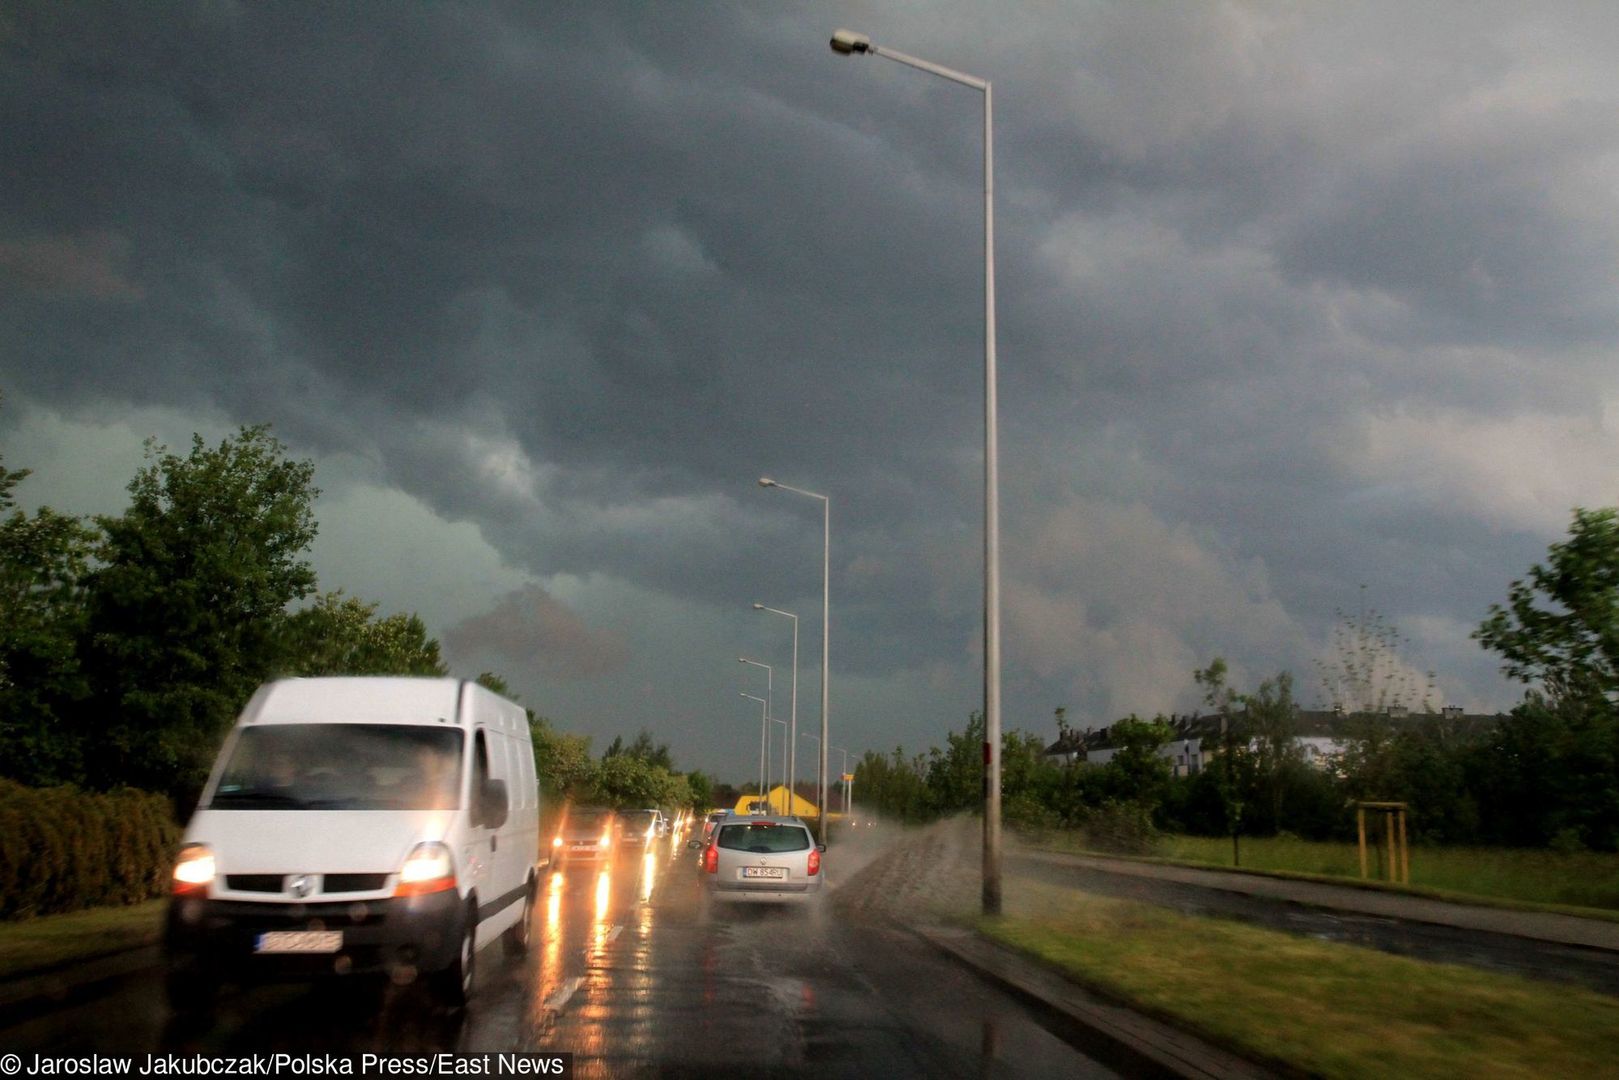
[{"x1": 856, "y1": 508, "x2": 1619, "y2": 854}]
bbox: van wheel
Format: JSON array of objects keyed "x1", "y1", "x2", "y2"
[
  {"x1": 430, "y1": 903, "x2": 476, "y2": 1008},
  {"x1": 503, "y1": 878, "x2": 535, "y2": 956}
]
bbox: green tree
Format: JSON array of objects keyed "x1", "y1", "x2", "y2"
[
  {"x1": 1246, "y1": 671, "x2": 1302, "y2": 829},
  {"x1": 684, "y1": 769, "x2": 713, "y2": 810},
  {"x1": 530, "y1": 716, "x2": 596, "y2": 804},
  {"x1": 1195, "y1": 659, "x2": 1247, "y2": 862},
  {"x1": 591, "y1": 754, "x2": 669, "y2": 809},
  {"x1": 1476, "y1": 508, "x2": 1619, "y2": 702},
  {"x1": 1100, "y1": 714, "x2": 1175, "y2": 805},
  {"x1": 79, "y1": 427, "x2": 318, "y2": 796},
  {"x1": 925, "y1": 711, "x2": 986, "y2": 814},
  {"x1": 280, "y1": 591, "x2": 446, "y2": 677},
  {"x1": 0, "y1": 430, "x2": 95, "y2": 785}
]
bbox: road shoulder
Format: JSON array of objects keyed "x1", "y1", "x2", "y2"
[{"x1": 916, "y1": 925, "x2": 1283, "y2": 1080}]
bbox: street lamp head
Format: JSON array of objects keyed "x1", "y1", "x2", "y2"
[
  {"x1": 830, "y1": 29, "x2": 871, "y2": 55},
  {"x1": 752, "y1": 603, "x2": 764, "y2": 610},
  {"x1": 758, "y1": 477, "x2": 777, "y2": 488}
]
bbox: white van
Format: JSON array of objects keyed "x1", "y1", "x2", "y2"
[{"x1": 165, "y1": 676, "x2": 539, "y2": 1009}]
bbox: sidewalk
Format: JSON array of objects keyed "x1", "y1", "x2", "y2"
[{"x1": 1015, "y1": 848, "x2": 1619, "y2": 953}]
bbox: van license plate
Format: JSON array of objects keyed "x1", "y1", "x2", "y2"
[
  {"x1": 741, "y1": 867, "x2": 786, "y2": 879},
  {"x1": 255, "y1": 931, "x2": 342, "y2": 953}
]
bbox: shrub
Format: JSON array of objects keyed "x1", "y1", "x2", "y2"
[
  {"x1": 0, "y1": 779, "x2": 178, "y2": 919},
  {"x1": 1082, "y1": 800, "x2": 1160, "y2": 855}
]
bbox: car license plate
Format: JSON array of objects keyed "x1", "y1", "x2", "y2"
[
  {"x1": 255, "y1": 931, "x2": 342, "y2": 953},
  {"x1": 741, "y1": 866, "x2": 786, "y2": 879}
]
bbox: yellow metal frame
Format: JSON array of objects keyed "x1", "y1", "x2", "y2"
[{"x1": 1356, "y1": 801, "x2": 1410, "y2": 884}]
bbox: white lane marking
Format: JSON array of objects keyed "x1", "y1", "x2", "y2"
[
  {"x1": 543, "y1": 976, "x2": 584, "y2": 1013},
  {"x1": 606, "y1": 924, "x2": 623, "y2": 942}
]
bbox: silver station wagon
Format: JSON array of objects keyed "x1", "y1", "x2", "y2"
[{"x1": 700, "y1": 814, "x2": 825, "y2": 904}]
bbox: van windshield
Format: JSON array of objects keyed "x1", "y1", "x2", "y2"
[{"x1": 208, "y1": 724, "x2": 464, "y2": 810}]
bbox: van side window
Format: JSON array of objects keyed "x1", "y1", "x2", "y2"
[{"x1": 473, "y1": 731, "x2": 491, "y2": 825}]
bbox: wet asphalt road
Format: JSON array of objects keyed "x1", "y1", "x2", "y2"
[{"x1": 5, "y1": 831, "x2": 1116, "y2": 1079}]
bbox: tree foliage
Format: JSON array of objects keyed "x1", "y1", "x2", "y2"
[
  {"x1": 1476, "y1": 508, "x2": 1619, "y2": 702},
  {"x1": 0, "y1": 438, "x2": 94, "y2": 786},
  {"x1": 78, "y1": 427, "x2": 319, "y2": 794},
  {"x1": 281, "y1": 591, "x2": 446, "y2": 677}
]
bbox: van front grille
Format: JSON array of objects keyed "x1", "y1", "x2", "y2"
[
  {"x1": 322, "y1": 874, "x2": 389, "y2": 893},
  {"x1": 224, "y1": 874, "x2": 284, "y2": 893}
]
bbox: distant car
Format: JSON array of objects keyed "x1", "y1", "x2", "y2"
[
  {"x1": 552, "y1": 806, "x2": 617, "y2": 868},
  {"x1": 616, "y1": 808, "x2": 660, "y2": 849},
  {"x1": 649, "y1": 809, "x2": 668, "y2": 838},
  {"x1": 701, "y1": 810, "x2": 728, "y2": 845},
  {"x1": 700, "y1": 814, "x2": 824, "y2": 905}
]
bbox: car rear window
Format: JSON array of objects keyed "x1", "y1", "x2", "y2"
[{"x1": 716, "y1": 822, "x2": 811, "y2": 853}]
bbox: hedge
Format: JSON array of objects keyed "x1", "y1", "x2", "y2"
[{"x1": 0, "y1": 779, "x2": 179, "y2": 919}]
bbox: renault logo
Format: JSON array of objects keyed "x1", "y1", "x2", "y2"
[{"x1": 289, "y1": 875, "x2": 314, "y2": 898}]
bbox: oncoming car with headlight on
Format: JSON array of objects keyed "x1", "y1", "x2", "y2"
[{"x1": 551, "y1": 805, "x2": 617, "y2": 868}]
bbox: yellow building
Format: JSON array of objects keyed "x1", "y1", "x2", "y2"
[{"x1": 732, "y1": 786, "x2": 818, "y2": 817}]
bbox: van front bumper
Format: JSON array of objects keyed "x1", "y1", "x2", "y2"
[{"x1": 165, "y1": 889, "x2": 465, "y2": 981}]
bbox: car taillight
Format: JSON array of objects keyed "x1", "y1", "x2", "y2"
[
  {"x1": 172, "y1": 844, "x2": 214, "y2": 896},
  {"x1": 807, "y1": 847, "x2": 820, "y2": 876},
  {"x1": 703, "y1": 844, "x2": 718, "y2": 874},
  {"x1": 395, "y1": 842, "x2": 456, "y2": 897}
]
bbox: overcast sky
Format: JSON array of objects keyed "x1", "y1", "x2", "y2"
[{"x1": 5, "y1": 2, "x2": 1618, "y2": 783}]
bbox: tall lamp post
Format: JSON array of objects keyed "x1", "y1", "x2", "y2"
[
  {"x1": 753, "y1": 604, "x2": 800, "y2": 814},
  {"x1": 769, "y1": 717, "x2": 788, "y2": 812},
  {"x1": 827, "y1": 28, "x2": 1003, "y2": 915},
  {"x1": 740, "y1": 692, "x2": 769, "y2": 807},
  {"x1": 757, "y1": 478, "x2": 831, "y2": 844},
  {"x1": 739, "y1": 656, "x2": 773, "y2": 806}
]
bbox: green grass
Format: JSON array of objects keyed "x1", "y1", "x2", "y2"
[
  {"x1": 1034, "y1": 831, "x2": 1619, "y2": 912},
  {"x1": 983, "y1": 882, "x2": 1619, "y2": 1080},
  {"x1": 0, "y1": 900, "x2": 165, "y2": 981}
]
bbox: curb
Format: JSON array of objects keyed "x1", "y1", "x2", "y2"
[{"x1": 916, "y1": 926, "x2": 1282, "y2": 1080}]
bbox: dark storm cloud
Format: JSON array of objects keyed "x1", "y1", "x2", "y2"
[
  {"x1": 6, "y1": 1, "x2": 1619, "y2": 751},
  {"x1": 442, "y1": 584, "x2": 628, "y2": 680}
]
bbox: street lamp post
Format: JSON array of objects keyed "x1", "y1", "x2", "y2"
[
  {"x1": 769, "y1": 717, "x2": 788, "y2": 812},
  {"x1": 828, "y1": 28, "x2": 1003, "y2": 915},
  {"x1": 753, "y1": 603, "x2": 800, "y2": 814},
  {"x1": 740, "y1": 692, "x2": 769, "y2": 804},
  {"x1": 739, "y1": 656, "x2": 773, "y2": 806},
  {"x1": 758, "y1": 478, "x2": 831, "y2": 844}
]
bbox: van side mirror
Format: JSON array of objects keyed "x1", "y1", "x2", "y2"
[
  {"x1": 480, "y1": 779, "x2": 509, "y2": 829},
  {"x1": 816, "y1": 844, "x2": 827, "y2": 853},
  {"x1": 686, "y1": 839, "x2": 702, "y2": 849}
]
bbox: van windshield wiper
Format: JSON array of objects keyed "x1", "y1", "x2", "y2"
[{"x1": 209, "y1": 788, "x2": 310, "y2": 808}]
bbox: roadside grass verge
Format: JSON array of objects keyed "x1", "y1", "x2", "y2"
[
  {"x1": 0, "y1": 900, "x2": 165, "y2": 981},
  {"x1": 982, "y1": 882, "x2": 1619, "y2": 1080},
  {"x1": 1032, "y1": 830, "x2": 1619, "y2": 913}
]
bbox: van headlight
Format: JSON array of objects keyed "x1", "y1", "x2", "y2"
[
  {"x1": 172, "y1": 844, "x2": 215, "y2": 895},
  {"x1": 394, "y1": 842, "x2": 456, "y2": 897}
]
